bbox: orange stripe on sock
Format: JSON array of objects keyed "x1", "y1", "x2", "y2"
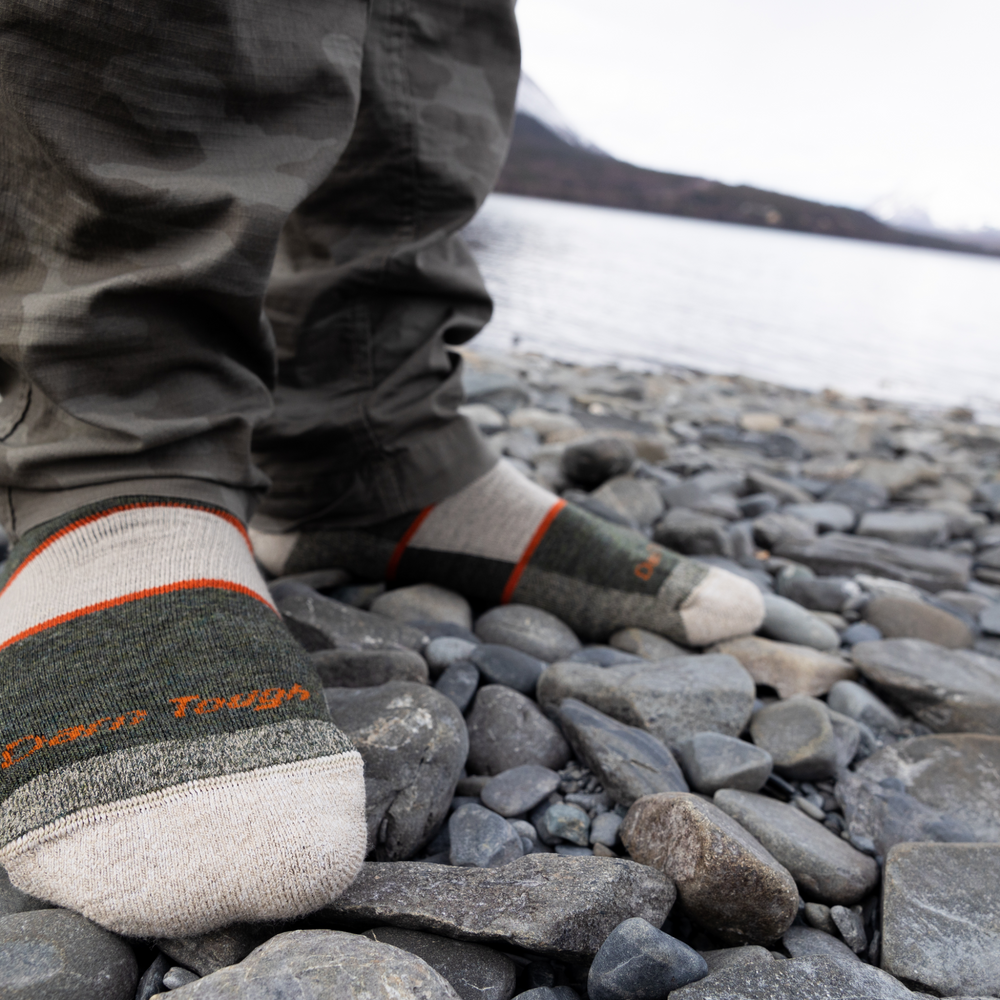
[
  {"x1": 500, "y1": 499, "x2": 566, "y2": 605},
  {"x1": 0, "y1": 501, "x2": 252, "y2": 598},
  {"x1": 0, "y1": 579, "x2": 276, "y2": 652},
  {"x1": 385, "y1": 505, "x2": 436, "y2": 584}
]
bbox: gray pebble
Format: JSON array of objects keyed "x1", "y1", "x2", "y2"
[
  {"x1": 510, "y1": 819, "x2": 551, "y2": 854},
  {"x1": 163, "y1": 966, "x2": 201, "y2": 988},
  {"x1": 750, "y1": 696, "x2": 839, "y2": 781},
  {"x1": 760, "y1": 593, "x2": 840, "y2": 651},
  {"x1": 481, "y1": 765, "x2": 561, "y2": 817},
  {"x1": 469, "y1": 644, "x2": 546, "y2": 694},
  {"x1": 590, "y1": 812, "x2": 623, "y2": 847},
  {"x1": 310, "y1": 647, "x2": 429, "y2": 687},
  {"x1": 677, "y1": 731, "x2": 773, "y2": 795},
  {"x1": 475, "y1": 604, "x2": 582, "y2": 662},
  {"x1": 426, "y1": 637, "x2": 480, "y2": 675},
  {"x1": 568, "y1": 646, "x2": 644, "y2": 666},
  {"x1": 449, "y1": 803, "x2": 524, "y2": 868},
  {"x1": 840, "y1": 621, "x2": 882, "y2": 646},
  {"x1": 561, "y1": 436, "x2": 636, "y2": 489},
  {"x1": 537, "y1": 802, "x2": 590, "y2": 846},
  {"x1": 371, "y1": 583, "x2": 473, "y2": 629},
  {"x1": 553, "y1": 845, "x2": 593, "y2": 857},
  {"x1": 435, "y1": 660, "x2": 480, "y2": 712},
  {"x1": 826, "y1": 679, "x2": 901, "y2": 735},
  {"x1": 782, "y1": 925, "x2": 860, "y2": 963},
  {"x1": 803, "y1": 902, "x2": 838, "y2": 936},
  {"x1": 830, "y1": 905, "x2": 867, "y2": 953}
]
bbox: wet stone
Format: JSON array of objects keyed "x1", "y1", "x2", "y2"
[
  {"x1": 750, "y1": 697, "x2": 839, "y2": 780},
  {"x1": 310, "y1": 648, "x2": 429, "y2": 687},
  {"x1": 608, "y1": 627, "x2": 687, "y2": 660},
  {"x1": 677, "y1": 732, "x2": 773, "y2": 795},
  {"x1": 561, "y1": 436, "x2": 637, "y2": 489},
  {"x1": 469, "y1": 644, "x2": 547, "y2": 695},
  {"x1": 712, "y1": 636, "x2": 855, "y2": 698},
  {"x1": 475, "y1": 605, "x2": 582, "y2": 662},
  {"x1": 425, "y1": 637, "x2": 480, "y2": 676},
  {"x1": 862, "y1": 596, "x2": 974, "y2": 649},
  {"x1": 537, "y1": 803, "x2": 590, "y2": 846},
  {"x1": 435, "y1": 661, "x2": 480, "y2": 713},
  {"x1": 371, "y1": 584, "x2": 473, "y2": 629},
  {"x1": 449, "y1": 804, "x2": 524, "y2": 868},
  {"x1": 480, "y1": 766, "x2": 561, "y2": 817},
  {"x1": 760, "y1": 594, "x2": 840, "y2": 651}
]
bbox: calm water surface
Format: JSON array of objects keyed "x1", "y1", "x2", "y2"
[{"x1": 464, "y1": 194, "x2": 1000, "y2": 420}]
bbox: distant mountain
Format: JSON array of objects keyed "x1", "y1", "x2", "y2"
[{"x1": 496, "y1": 78, "x2": 998, "y2": 258}]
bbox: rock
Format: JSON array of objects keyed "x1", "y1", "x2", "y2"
[
  {"x1": 862, "y1": 596, "x2": 974, "y2": 649},
  {"x1": 760, "y1": 594, "x2": 841, "y2": 651},
  {"x1": 712, "y1": 636, "x2": 855, "y2": 698},
  {"x1": 311, "y1": 648, "x2": 429, "y2": 687},
  {"x1": 135, "y1": 953, "x2": 171, "y2": 1000},
  {"x1": 160, "y1": 929, "x2": 461, "y2": 999},
  {"x1": 512, "y1": 819, "x2": 550, "y2": 855},
  {"x1": 608, "y1": 628, "x2": 687, "y2": 660},
  {"x1": 621, "y1": 793, "x2": 798, "y2": 945},
  {"x1": 0, "y1": 867, "x2": 48, "y2": 917},
  {"x1": 561, "y1": 437, "x2": 636, "y2": 489},
  {"x1": 677, "y1": 732, "x2": 773, "y2": 794},
  {"x1": 828, "y1": 709, "x2": 862, "y2": 770},
  {"x1": 773, "y1": 532, "x2": 971, "y2": 593},
  {"x1": 750, "y1": 697, "x2": 839, "y2": 780},
  {"x1": 782, "y1": 502, "x2": 857, "y2": 533},
  {"x1": 827, "y1": 681, "x2": 902, "y2": 735},
  {"x1": 277, "y1": 585, "x2": 428, "y2": 652},
  {"x1": 852, "y1": 639, "x2": 1000, "y2": 734},
  {"x1": 371, "y1": 584, "x2": 473, "y2": 629},
  {"x1": 654, "y1": 508, "x2": 733, "y2": 558},
  {"x1": 426, "y1": 637, "x2": 480, "y2": 676},
  {"x1": 669, "y1": 954, "x2": 915, "y2": 999},
  {"x1": 713, "y1": 790, "x2": 879, "y2": 905},
  {"x1": 556, "y1": 698, "x2": 689, "y2": 807},
  {"x1": 823, "y1": 478, "x2": 889, "y2": 514},
  {"x1": 752, "y1": 512, "x2": 816, "y2": 550},
  {"x1": 460, "y1": 402, "x2": 508, "y2": 432},
  {"x1": 829, "y1": 905, "x2": 865, "y2": 953},
  {"x1": 739, "y1": 493, "x2": 780, "y2": 518},
  {"x1": 513, "y1": 991, "x2": 579, "y2": 1000},
  {"x1": 449, "y1": 804, "x2": 524, "y2": 868},
  {"x1": 981, "y1": 603, "x2": 1000, "y2": 635},
  {"x1": 777, "y1": 575, "x2": 860, "y2": 614},
  {"x1": 857, "y1": 510, "x2": 951, "y2": 548},
  {"x1": 324, "y1": 682, "x2": 467, "y2": 860},
  {"x1": 563, "y1": 489, "x2": 639, "y2": 529},
  {"x1": 590, "y1": 812, "x2": 623, "y2": 847},
  {"x1": 537, "y1": 655, "x2": 755, "y2": 748},
  {"x1": 0, "y1": 909, "x2": 137, "y2": 1000},
  {"x1": 803, "y1": 902, "x2": 838, "y2": 935},
  {"x1": 323, "y1": 855, "x2": 676, "y2": 960},
  {"x1": 363, "y1": 927, "x2": 517, "y2": 1000},
  {"x1": 435, "y1": 661, "x2": 480, "y2": 712},
  {"x1": 469, "y1": 645, "x2": 547, "y2": 694},
  {"x1": 553, "y1": 844, "x2": 592, "y2": 857},
  {"x1": 568, "y1": 645, "x2": 644, "y2": 666},
  {"x1": 537, "y1": 803, "x2": 590, "y2": 846},
  {"x1": 481, "y1": 766, "x2": 561, "y2": 817},
  {"x1": 699, "y1": 945, "x2": 774, "y2": 974},
  {"x1": 163, "y1": 967, "x2": 200, "y2": 989},
  {"x1": 327, "y1": 581, "x2": 387, "y2": 609},
  {"x1": 591, "y1": 476, "x2": 665, "y2": 527},
  {"x1": 782, "y1": 925, "x2": 860, "y2": 963},
  {"x1": 587, "y1": 918, "x2": 708, "y2": 1000},
  {"x1": 463, "y1": 370, "x2": 531, "y2": 414},
  {"x1": 475, "y1": 606, "x2": 582, "y2": 662},
  {"x1": 840, "y1": 621, "x2": 882, "y2": 646},
  {"x1": 881, "y1": 842, "x2": 1000, "y2": 998},
  {"x1": 509, "y1": 407, "x2": 582, "y2": 439},
  {"x1": 466, "y1": 686, "x2": 571, "y2": 775},
  {"x1": 156, "y1": 925, "x2": 275, "y2": 976},
  {"x1": 836, "y1": 734, "x2": 1000, "y2": 856}
]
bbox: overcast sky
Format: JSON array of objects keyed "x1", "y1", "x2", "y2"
[{"x1": 517, "y1": 0, "x2": 1000, "y2": 232}]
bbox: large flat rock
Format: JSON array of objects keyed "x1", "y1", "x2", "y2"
[
  {"x1": 322, "y1": 856, "x2": 676, "y2": 959},
  {"x1": 712, "y1": 636, "x2": 855, "y2": 698}
]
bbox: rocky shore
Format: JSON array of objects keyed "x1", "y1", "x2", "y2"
[{"x1": 4, "y1": 349, "x2": 1000, "y2": 999}]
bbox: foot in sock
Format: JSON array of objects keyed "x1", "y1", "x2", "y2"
[
  {"x1": 0, "y1": 498, "x2": 365, "y2": 937},
  {"x1": 252, "y1": 462, "x2": 765, "y2": 646}
]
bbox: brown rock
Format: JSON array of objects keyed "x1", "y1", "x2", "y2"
[
  {"x1": 620, "y1": 793, "x2": 798, "y2": 945},
  {"x1": 712, "y1": 636, "x2": 855, "y2": 698},
  {"x1": 862, "y1": 596, "x2": 973, "y2": 649}
]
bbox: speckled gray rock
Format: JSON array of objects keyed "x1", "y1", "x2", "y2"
[
  {"x1": 466, "y1": 686, "x2": 571, "y2": 775},
  {"x1": 0, "y1": 867, "x2": 48, "y2": 917},
  {"x1": 857, "y1": 510, "x2": 950, "y2": 548},
  {"x1": 475, "y1": 605, "x2": 582, "y2": 662},
  {"x1": 829, "y1": 906, "x2": 865, "y2": 953},
  {"x1": 311, "y1": 648, "x2": 429, "y2": 687},
  {"x1": 782, "y1": 925, "x2": 859, "y2": 962},
  {"x1": 782, "y1": 502, "x2": 856, "y2": 533},
  {"x1": 759, "y1": 594, "x2": 840, "y2": 651},
  {"x1": 587, "y1": 918, "x2": 708, "y2": 1000},
  {"x1": 677, "y1": 732, "x2": 772, "y2": 794},
  {"x1": 591, "y1": 476, "x2": 665, "y2": 528},
  {"x1": 449, "y1": 804, "x2": 524, "y2": 868},
  {"x1": 608, "y1": 628, "x2": 686, "y2": 660},
  {"x1": 712, "y1": 636, "x2": 855, "y2": 698},
  {"x1": 159, "y1": 930, "x2": 460, "y2": 999},
  {"x1": 469, "y1": 645, "x2": 546, "y2": 694},
  {"x1": 852, "y1": 639, "x2": 1000, "y2": 734},
  {"x1": 323, "y1": 856, "x2": 676, "y2": 959},
  {"x1": 371, "y1": 584, "x2": 473, "y2": 629},
  {"x1": 435, "y1": 661, "x2": 480, "y2": 712},
  {"x1": 537, "y1": 655, "x2": 755, "y2": 748},
  {"x1": 750, "y1": 697, "x2": 839, "y2": 780},
  {"x1": 481, "y1": 766, "x2": 561, "y2": 817},
  {"x1": 324, "y1": 682, "x2": 467, "y2": 860},
  {"x1": 362, "y1": 928, "x2": 516, "y2": 1000},
  {"x1": 698, "y1": 946, "x2": 774, "y2": 974},
  {"x1": 826, "y1": 680, "x2": 903, "y2": 735},
  {"x1": 556, "y1": 699, "x2": 688, "y2": 807},
  {"x1": 0, "y1": 909, "x2": 137, "y2": 1000},
  {"x1": 426, "y1": 637, "x2": 480, "y2": 676},
  {"x1": 882, "y1": 842, "x2": 1000, "y2": 998},
  {"x1": 714, "y1": 790, "x2": 879, "y2": 905},
  {"x1": 862, "y1": 597, "x2": 974, "y2": 649},
  {"x1": 621, "y1": 793, "x2": 798, "y2": 945},
  {"x1": 561, "y1": 437, "x2": 637, "y2": 489}
]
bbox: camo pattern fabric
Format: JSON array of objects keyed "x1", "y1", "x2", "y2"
[{"x1": 0, "y1": 0, "x2": 518, "y2": 539}]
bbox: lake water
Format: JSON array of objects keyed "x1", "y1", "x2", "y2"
[{"x1": 463, "y1": 194, "x2": 1000, "y2": 421}]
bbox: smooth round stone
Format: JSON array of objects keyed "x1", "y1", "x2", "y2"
[
  {"x1": 475, "y1": 605, "x2": 582, "y2": 662},
  {"x1": 777, "y1": 575, "x2": 860, "y2": 613},
  {"x1": 469, "y1": 644, "x2": 546, "y2": 695},
  {"x1": 857, "y1": 510, "x2": 951, "y2": 548},
  {"x1": 590, "y1": 812, "x2": 623, "y2": 847},
  {"x1": 510, "y1": 819, "x2": 550, "y2": 855},
  {"x1": 568, "y1": 646, "x2": 644, "y2": 667},
  {"x1": 426, "y1": 637, "x2": 480, "y2": 675},
  {"x1": 310, "y1": 648, "x2": 429, "y2": 687},
  {"x1": 371, "y1": 583, "x2": 473, "y2": 629},
  {"x1": 783, "y1": 502, "x2": 857, "y2": 533},
  {"x1": 590, "y1": 476, "x2": 665, "y2": 528},
  {"x1": 588, "y1": 918, "x2": 708, "y2": 1000},
  {"x1": 677, "y1": 732, "x2": 773, "y2": 794},
  {"x1": 760, "y1": 594, "x2": 840, "y2": 651},
  {"x1": 862, "y1": 596, "x2": 974, "y2": 649},
  {"x1": 434, "y1": 661, "x2": 480, "y2": 713},
  {"x1": 826, "y1": 680, "x2": 902, "y2": 735},
  {"x1": 561, "y1": 436, "x2": 636, "y2": 489},
  {"x1": 537, "y1": 803, "x2": 591, "y2": 846},
  {"x1": 449, "y1": 804, "x2": 524, "y2": 868},
  {"x1": 481, "y1": 766, "x2": 561, "y2": 818},
  {"x1": 840, "y1": 622, "x2": 882, "y2": 646},
  {"x1": 0, "y1": 909, "x2": 138, "y2": 1000},
  {"x1": 750, "y1": 697, "x2": 839, "y2": 781},
  {"x1": 421, "y1": 622, "x2": 481, "y2": 643}
]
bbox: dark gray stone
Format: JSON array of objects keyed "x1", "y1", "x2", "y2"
[
  {"x1": 481, "y1": 766, "x2": 561, "y2": 817},
  {"x1": 981, "y1": 603, "x2": 1000, "y2": 636},
  {"x1": 587, "y1": 918, "x2": 708, "y2": 1000},
  {"x1": 0, "y1": 909, "x2": 137, "y2": 1000},
  {"x1": 713, "y1": 790, "x2": 879, "y2": 905},
  {"x1": 160, "y1": 930, "x2": 460, "y2": 999},
  {"x1": 590, "y1": 812, "x2": 623, "y2": 846},
  {"x1": 536, "y1": 803, "x2": 590, "y2": 846},
  {"x1": 512, "y1": 990, "x2": 578, "y2": 1000},
  {"x1": 163, "y1": 967, "x2": 200, "y2": 988},
  {"x1": 556, "y1": 698, "x2": 689, "y2": 807},
  {"x1": 371, "y1": 584, "x2": 473, "y2": 629},
  {"x1": 750, "y1": 697, "x2": 839, "y2": 780},
  {"x1": 654, "y1": 508, "x2": 733, "y2": 558},
  {"x1": 435, "y1": 661, "x2": 480, "y2": 712},
  {"x1": 857, "y1": 510, "x2": 950, "y2": 548},
  {"x1": 852, "y1": 638, "x2": 1000, "y2": 734},
  {"x1": 568, "y1": 646, "x2": 644, "y2": 666},
  {"x1": 760, "y1": 594, "x2": 840, "y2": 651},
  {"x1": 553, "y1": 844, "x2": 593, "y2": 857},
  {"x1": 777, "y1": 575, "x2": 859, "y2": 614},
  {"x1": 823, "y1": 478, "x2": 889, "y2": 515},
  {"x1": 829, "y1": 905, "x2": 865, "y2": 953},
  {"x1": 322, "y1": 855, "x2": 676, "y2": 960},
  {"x1": 882, "y1": 842, "x2": 1000, "y2": 998},
  {"x1": 803, "y1": 902, "x2": 838, "y2": 935},
  {"x1": 608, "y1": 628, "x2": 687, "y2": 661},
  {"x1": 156, "y1": 924, "x2": 275, "y2": 976},
  {"x1": 0, "y1": 867, "x2": 48, "y2": 917},
  {"x1": 739, "y1": 493, "x2": 780, "y2": 518},
  {"x1": 449, "y1": 804, "x2": 524, "y2": 868},
  {"x1": 561, "y1": 437, "x2": 636, "y2": 489},
  {"x1": 469, "y1": 644, "x2": 546, "y2": 695},
  {"x1": 466, "y1": 686, "x2": 571, "y2": 775},
  {"x1": 698, "y1": 945, "x2": 774, "y2": 974},
  {"x1": 677, "y1": 732, "x2": 772, "y2": 794},
  {"x1": 862, "y1": 597, "x2": 974, "y2": 649},
  {"x1": 426, "y1": 637, "x2": 480, "y2": 676},
  {"x1": 463, "y1": 370, "x2": 532, "y2": 415},
  {"x1": 782, "y1": 503, "x2": 856, "y2": 533},
  {"x1": 324, "y1": 682, "x2": 467, "y2": 860},
  {"x1": 475, "y1": 605, "x2": 582, "y2": 662},
  {"x1": 752, "y1": 512, "x2": 816, "y2": 550},
  {"x1": 310, "y1": 648, "x2": 429, "y2": 687},
  {"x1": 135, "y1": 953, "x2": 170, "y2": 1000},
  {"x1": 591, "y1": 476, "x2": 665, "y2": 528},
  {"x1": 363, "y1": 927, "x2": 516, "y2": 1000},
  {"x1": 828, "y1": 709, "x2": 862, "y2": 770},
  {"x1": 327, "y1": 582, "x2": 386, "y2": 609},
  {"x1": 781, "y1": 925, "x2": 859, "y2": 963},
  {"x1": 826, "y1": 680, "x2": 902, "y2": 735}
]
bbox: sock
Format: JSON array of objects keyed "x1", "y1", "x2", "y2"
[
  {"x1": 251, "y1": 462, "x2": 764, "y2": 646},
  {"x1": 0, "y1": 497, "x2": 365, "y2": 938}
]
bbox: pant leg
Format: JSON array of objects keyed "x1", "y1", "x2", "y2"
[
  {"x1": 251, "y1": 0, "x2": 519, "y2": 531},
  {"x1": 0, "y1": 0, "x2": 369, "y2": 537}
]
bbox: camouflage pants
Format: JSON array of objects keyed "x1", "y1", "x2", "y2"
[{"x1": 0, "y1": 0, "x2": 518, "y2": 539}]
